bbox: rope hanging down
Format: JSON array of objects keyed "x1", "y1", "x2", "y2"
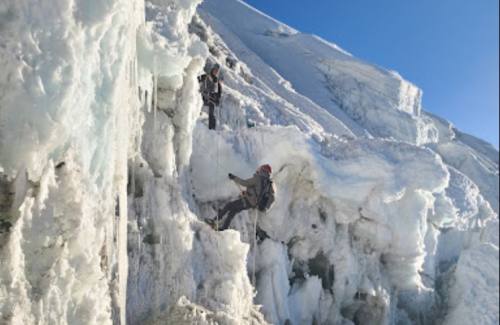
[
  {"x1": 215, "y1": 128, "x2": 221, "y2": 231},
  {"x1": 252, "y1": 210, "x2": 258, "y2": 286},
  {"x1": 233, "y1": 174, "x2": 259, "y2": 286}
]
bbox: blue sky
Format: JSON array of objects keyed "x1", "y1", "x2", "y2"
[{"x1": 244, "y1": 0, "x2": 499, "y2": 148}]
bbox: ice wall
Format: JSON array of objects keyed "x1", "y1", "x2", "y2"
[
  {"x1": 0, "y1": 0, "x2": 268, "y2": 323},
  {"x1": 125, "y1": 2, "x2": 268, "y2": 324},
  {"x1": 0, "y1": 0, "x2": 144, "y2": 324},
  {"x1": 190, "y1": 125, "x2": 462, "y2": 324}
]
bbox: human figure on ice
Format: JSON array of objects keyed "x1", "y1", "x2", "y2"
[
  {"x1": 198, "y1": 63, "x2": 222, "y2": 130},
  {"x1": 208, "y1": 164, "x2": 276, "y2": 231}
]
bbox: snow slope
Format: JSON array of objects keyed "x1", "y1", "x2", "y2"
[
  {"x1": 192, "y1": 0, "x2": 499, "y2": 324},
  {"x1": 0, "y1": 0, "x2": 498, "y2": 324},
  {"x1": 199, "y1": 0, "x2": 498, "y2": 213},
  {"x1": 199, "y1": 0, "x2": 429, "y2": 145}
]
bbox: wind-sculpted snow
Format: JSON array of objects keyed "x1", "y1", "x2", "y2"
[
  {"x1": 425, "y1": 112, "x2": 499, "y2": 213},
  {"x1": 190, "y1": 1, "x2": 498, "y2": 323},
  {"x1": 190, "y1": 124, "x2": 457, "y2": 323},
  {"x1": 199, "y1": 0, "x2": 439, "y2": 146},
  {"x1": 199, "y1": 0, "x2": 498, "y2": 212},
  {"x1": 192, "y1": 12, "x2": 356, "y2": 139}
]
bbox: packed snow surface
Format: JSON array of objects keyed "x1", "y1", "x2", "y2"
[{"x1": 0, "y1": 0, "x2": 497, "y2": 324}]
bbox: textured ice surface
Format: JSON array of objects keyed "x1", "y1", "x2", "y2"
[{"x1": 0, "y1": 0, "x2": 497, "y2": 324}]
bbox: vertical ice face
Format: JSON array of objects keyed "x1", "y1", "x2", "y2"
[
  {"x1": 127, "y1": 2, "x2": 268, "y2": 324},
  {"x1": 0, "y1": 0, "x2": 267, "y2": 323},
  {"x1": 0, "y1": 0, "x2": 144, "y2": 323}
]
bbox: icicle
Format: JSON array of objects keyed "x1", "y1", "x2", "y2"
[
  {"x1": 129, "y1": 59, "x2": 133, "y2": 88},
  {"x1": 154, "y1": 73, "x2": 158, "y2": 113},
  {"x1": 152, "y1": 54, "x2": 158, "y2": 133},
  {"x1": 289, "y1": 257, "x2": 295, "y2": 277},
  {"x1": 153, "y1": 73, "x2": 158, "y2": 132},
  {"x1": 131, "y1": 58, "x2": 134, "y2": 88},
  {"x1": 131, "y1": 57, "x2": 138, "y2": 96},
  {"x1": 130, "y1": 56, "x2": 140, "y2": 204},
  {"x1": 131, "y1": 156, "x2": 136, "y2": 192}
]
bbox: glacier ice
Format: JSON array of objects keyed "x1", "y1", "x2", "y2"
[{"x1": 0, "y1": 0, "x2": 498, "y2": 324}]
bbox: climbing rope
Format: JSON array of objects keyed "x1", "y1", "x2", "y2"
[
  {"x1": 252, "y1": 210, "x2": 258, "y2": 286},
  {"x1": 215, "y1": 124, "x2": 221, "y2": 231},
  {"x1": 234, "y1": 181, "x2": 258, "y2": 286},
  {"x1": 216, "y1": 101, "x2": 222, "y2": 129}
]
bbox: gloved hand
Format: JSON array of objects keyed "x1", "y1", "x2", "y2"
[{"x1": 228, "y1": 173, "x2": 235, "y2": 180}]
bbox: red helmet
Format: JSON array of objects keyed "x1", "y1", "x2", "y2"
[{"x1": 259, "y1": 164, "x2": 272, "y2": 174}]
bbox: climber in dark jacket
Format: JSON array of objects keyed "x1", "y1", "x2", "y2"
[
  {"x1": 198, "y1": 63, "x2": 222, "y2": 130},
  {"x1": 210, "y1": 164, "x2": 275, "y2": 231}
]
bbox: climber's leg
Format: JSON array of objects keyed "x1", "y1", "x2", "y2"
[
  {"x1": 219, "y1": 198, "x2": 248, "y2": 230},
  {"x1": 208, "y1": 103, "x2": 216, "y2": 130}
]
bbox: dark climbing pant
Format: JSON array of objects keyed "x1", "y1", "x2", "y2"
[
  {"x1": 208, "y1": 103, "x2": 216, "y2": 130},
  {"x1": 218, "y1": 198, "x2": 250, "y2": 230}
]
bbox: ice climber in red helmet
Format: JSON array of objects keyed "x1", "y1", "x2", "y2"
[{"x1": 208, "y1": 164, "x2": 276, "y2": 231}]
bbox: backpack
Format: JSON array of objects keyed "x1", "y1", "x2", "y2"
[{"x1": 257, "y1": 176, "x2": 275, "y2": 212}]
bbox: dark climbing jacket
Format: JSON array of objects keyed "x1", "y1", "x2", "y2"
[
  {"x1": 232, "y1": 170, "x2": 275, "y2": 210},
  {"x1": 257, "y1": 176, "x2": 275, "y2": 212},
  {"x1": 198, "y1": 73, "x2": 222, "y2": 106}
]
